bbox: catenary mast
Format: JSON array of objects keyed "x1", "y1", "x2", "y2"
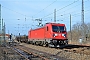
[
  {"x1": 0, "y1": 4, "x2": 1, "y2": 33},
  {"x1": 81, "y1": 0, "x2": 85, "y2": 41},
  {"x1": 82, "y1": 0, "x2": 84, "y2": 24}
]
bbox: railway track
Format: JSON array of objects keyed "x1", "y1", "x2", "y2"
[
  {"x1": 12, "y1": 47, "x2": 45, "y2": 60},
  {"x1": 5, "y1": 41, "x2": 90, "y2": 60},
  {"x1": 4, "y1": 42, "x2": 67, "y2": 60},
  {"x1": 17, "y1": 42, "x2": 90, "y2": 60},
  {"x1": 14, "y1": 45, "x2": 68, "y2": 60},
  {"x1": 4, "y1": 42, "x2": 49, "y2": 60},
  {"x1": 7, "y1": 42, "x2": 53, "y2": 60},
  {"x1": 59, "y1": 44, "x2": 90, "y2": 55},
  {"x1": 0, "y1": 45, "x2": 25, "y2": 60}
]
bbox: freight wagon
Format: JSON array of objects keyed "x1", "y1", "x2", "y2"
[
  {"x1": 16, "y1": 35, "x2": 28, "y2": 43},
  {"x1": 28, "y1": 23, "x2": 68, "y2": 47}
]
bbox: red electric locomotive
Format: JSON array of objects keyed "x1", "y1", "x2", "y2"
[{"x1": 28, "y1": 23, "x2": 68, "y2": 47}]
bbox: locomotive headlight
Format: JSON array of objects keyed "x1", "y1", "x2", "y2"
[
  {"x1": 55, "y1": 34, "x2": 58, "y2": 36},
  {"x1": 62, "y1": 34, "x2": 66, "y2": 37},
  {"x1": 53, "y1": 34, "x2": 58, "y2": 37}
]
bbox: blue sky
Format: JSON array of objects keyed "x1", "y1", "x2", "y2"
[{"x1": 0, "y1": 0, "x2": 90, "y2": 35}]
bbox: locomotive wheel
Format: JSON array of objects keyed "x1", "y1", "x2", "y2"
[
  {"x1": 54, "y1": 44, "x2": 57, "y2": 48},
  {"x1": 43, "y1": 42, "x2": 48, "y2": 47},
  {"x1": 48, "y1": 43, "x2": 54, "y2": 48}
]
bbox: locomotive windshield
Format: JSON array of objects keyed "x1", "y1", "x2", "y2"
[{"x1": 52, "y1": 25, "x2": 66, "y2": 32}]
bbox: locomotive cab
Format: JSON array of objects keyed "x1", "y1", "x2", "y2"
[{"x1": 45, "y1": 23, "x2": 68, "y2": 47}]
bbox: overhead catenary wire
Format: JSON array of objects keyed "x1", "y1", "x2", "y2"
[
  {"x1": 56, "y1": 4, "x2": 80, "y2": 17},
  {"x1": 57, "y1": 9, "x2": 90, "y2": 22},
  {"x1": 1, "y1": 0, "x2": 89, "y2": 21},
  {"x1": 42, "y1": 0, "x2": 80, "y2": 20},
  {"x1": 33, "y1": 0, "x2": 57, "y2": 17},
  {"x1": 1, "y1": 1, "x2": 90, "y2": 22},
  {"x1": 2, "y1": 6, "x2": 27, "y2": 17},
  {"x1": 1, "y1": 0, "x2": 57, "y2": 20},
  {"x1": 1, "y1": 0, "x2": 90, "y2": 35},
  {"x1": 43, "y1": 8, "x2": 90, "y2": 24},
  {"x1": 0, "y1": 0, "x2": 82, "y2": 21},
  {"x1": 58, "y1": 0, "x2": 90, "y2": 16},
  {"x1": 55, "y1": 0, "x2": 90, "y2": 21},
  {"x1": 43, "y1": 0, "x2": 90, "y2": 23},
  {"x1": 44, "y1": 0, "x2": 90, "y2": 20},
  {"x1": 42, "y1": 0, "x2": 79, "y2": 19},
  {"x1": 3, "y1": 0, "x2": 89, "y2": 20}
]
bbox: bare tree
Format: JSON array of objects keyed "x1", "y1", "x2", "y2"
[
  {"x1": 68, "y1": 22, "x2": 90, "y2": 44},
  {"x1": 86, "y1": 23, "x2": 90, "y2": 40}
]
